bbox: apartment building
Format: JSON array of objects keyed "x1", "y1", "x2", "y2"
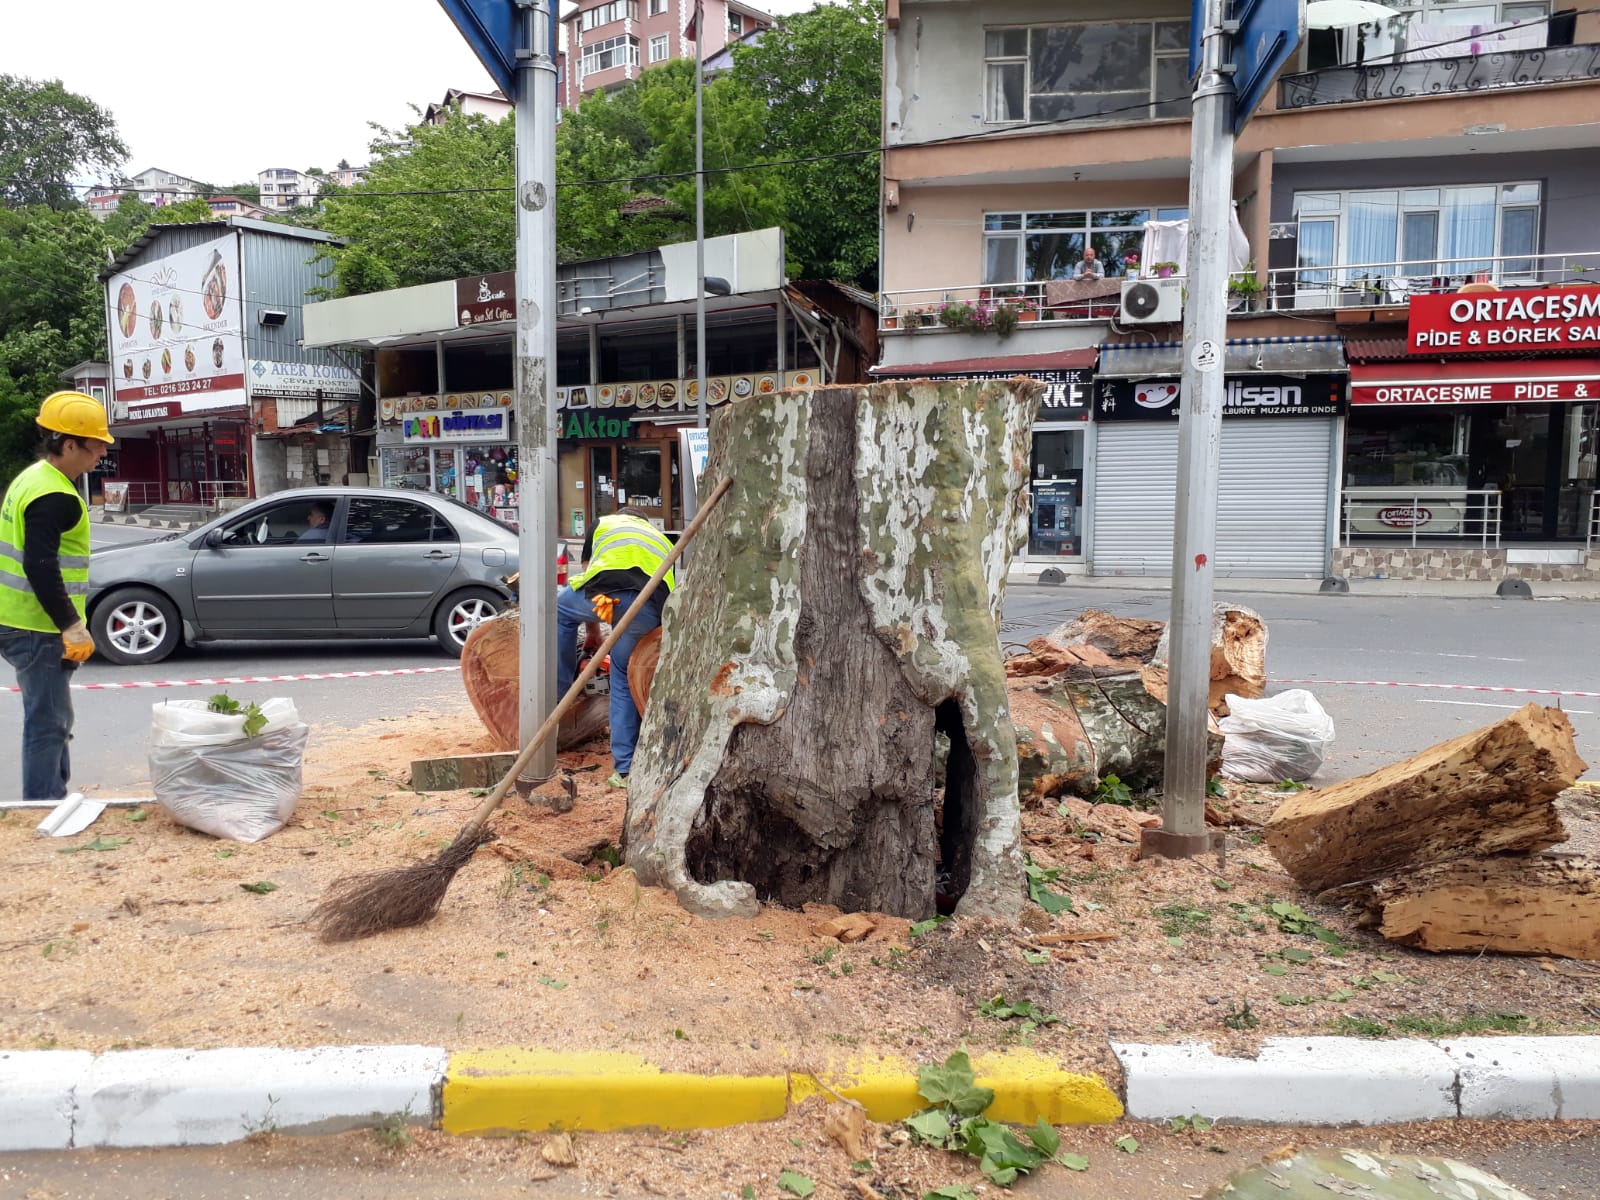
[
  {"x1": 257, "y1": 167, "x2": 323, "y2": 210},
  {"x1": 878, "y1": 0, "x2": 1600, "y2": 582},
  {"x1": 559, "y1": 0, "x2": 774, "y2": 108},
  {"x1": 423, "y1": 88, "x2": 514, "y2": 125}
]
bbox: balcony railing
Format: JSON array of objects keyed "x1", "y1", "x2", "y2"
[
  {"x1": 1341, "y1": 488, "x2": 1503, "y2": 548},
  {"x1": 1262, "y1": 249, "x2": 1600, "y2": 313},
  {"x1": 1279, "y1": 42, "x2": 1600, "y2": 111}
]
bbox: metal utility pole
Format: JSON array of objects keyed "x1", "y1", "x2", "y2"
[
  {"x1": 514, "y1": 0, "x2": 560, "y2": 783},
  {"x1": 1144, "y1": 0, "x2": 1234, "y2": 862},
  {"x1": 693, "y1": 0, "x2": 708, "y2": 430}
]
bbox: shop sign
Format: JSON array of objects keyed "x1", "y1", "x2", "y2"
[
  {"x1": 561, "y1": 409, "x2": 639, "y2": 440},
  {"x1": 248, "y1": 359, "x2": 361, "y2": 398},
  {"x1": 403, "y1": 406, "x2": 512, "y2": 442},
  {"x1": 556, "y1": 370, "x2": 817, "y2": 412},
  {"x1": 1094, "y1": 374, "x2": 1347, "y2": 421},
  {"x1": 1377, "y1": 505, "x2": 1432, "y2": 529},
  {"x1": 380, "y1": 391, "x2": 513, "y2": 424},
  {"x1": 1351, "y1": 376, "x2": 1599, "y2": 405},
  {"x1": 456, "y1": 272, "x2": 516, "y2": 326},
  {"x1": 1408, "y1": 287, "x2": 1600, "y2": 353},
  {"x1": 919, "y1": 369, "x2": 1091, "y2": 420}
]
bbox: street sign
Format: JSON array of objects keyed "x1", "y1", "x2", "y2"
[
  {"x1": 436, "y1": 0, "x2": 518, "y2": 97},
  {"x1": 1231, "y1": 0, "x2": 1305, "y2": 133}
]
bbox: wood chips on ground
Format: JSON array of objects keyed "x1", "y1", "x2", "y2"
[{"x1": 2, "y1": 699, "x2": 1597, "y2": 1084}]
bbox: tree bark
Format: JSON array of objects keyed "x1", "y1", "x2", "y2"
[
  {"x1": 623, "y1": 380, "x2": 1039, "y2": 920},
  {"x1": 1324, "y1": 854, "x2": 1600, "y2": 959},
  {"x1": 1265, "y1": 702, "x2": 1585, "y2": 893}
]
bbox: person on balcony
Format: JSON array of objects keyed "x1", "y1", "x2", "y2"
[{"x1": 1073, "y1": 247, "x2": 1106, "y2": 280}]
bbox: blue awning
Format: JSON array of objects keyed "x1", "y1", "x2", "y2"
[{"x1": 1097, "y1": 336, "x2": 1348, "y2": 379}]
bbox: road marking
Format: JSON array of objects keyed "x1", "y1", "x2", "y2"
[
  {"x1": 1417, "y1": 698, "x2": 1594, "y2": 715},
  {"x1": 1, "y1": 665, "x2": 462, "y2": 694},
  {"x1": 1273, "y1": 678, "x2": 1600, "y2": 699}
]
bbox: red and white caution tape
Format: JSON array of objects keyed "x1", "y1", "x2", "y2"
[
  {"x1": 1271, "y1": 678, "x2": 1600, "y2": 700},
  {"x1": 1, "y1": 665, "x2": 461, "y2": 694}
]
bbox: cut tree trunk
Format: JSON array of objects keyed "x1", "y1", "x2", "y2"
[
  {"x1": 1265, "y1": 703, "x2": 1585, "y2": 893},
  {"x1": 1325, "y1": 854, "x2": 1600, "y2": 959},
  {"x1": 459, "y1": 611, "x2": 609, "y2": 752},
  {"x1": 623, "y1": 379, "x2": 1040, "y2": 921},
  {"x1": 1147, "y1": 602, "x2": 1268, "y2": 715}
]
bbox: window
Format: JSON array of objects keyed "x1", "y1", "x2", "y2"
[
  {"x1": 981, "y1": 207, "x2": 1188, "y2": 283},
  {"x1": 984, "y1": 21, "x2": 1192, "y2": 124},
  {"x1": 218, "y1": 499, "x2": 338, "y2": 547},
  {"x1": 345, "y1": 497, "x2": 457, "y2": 545},
  {"x1": 649, "y1": 33, "x2": 669, "y2": 62},
  {"x1": 648, "y1": 0, "x2": 667, "y2": 12},
  {"x1": 1337, "y1": 0, "x2": 1550, "y2": 66},
  {"x1": 580, "y1": 34, "x2": 640, "y2": 77},
  {"x1": 728, "y1": 11, "x2": 742, "y2": 37},
  {"x1": 1292, "y1": 182, "x2": 1541, "y2": 285},
  {"x1": 581, "y1": 0, "x2": 637, "y2": 31}
]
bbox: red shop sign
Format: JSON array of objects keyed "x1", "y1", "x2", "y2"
[
  {"x1": 1350, "y1": 358, "x2": 1600, "y2": 405},
  {"x1": 1408, "y1": 287, "x2": 1600, "y2": 353}
]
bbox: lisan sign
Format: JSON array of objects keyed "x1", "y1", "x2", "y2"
[
  {"x1": 1408, "y1": 287, "x2": 1600, "y2": 353},
  {"x1": 403, "y1": 406, "x2": 510, "y2": 442}
]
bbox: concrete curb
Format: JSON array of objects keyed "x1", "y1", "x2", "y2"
[
  {"x1": 1115, "y1": 1036, "x2": 1600, "y2": 1124},
  {"x1": 6, "y1": 1037, "x2": 1596, "y2": 1151},
  {"x1": 0, "y1": 1045, "x2": 1121, "y2": 1152}
]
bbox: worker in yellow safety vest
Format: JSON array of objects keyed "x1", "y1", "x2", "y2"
[
  {"x1": 0, "y1": 392, "x2": 113, "y2": 798},
  {"x1": 559, "y1": 506, "x2": 675, "y2": 789}
]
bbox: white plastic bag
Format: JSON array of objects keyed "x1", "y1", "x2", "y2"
[
  {"x1": 1218, "y1": 689, "x2": 1335, "y2": 784},
  {"x1": 149, "y1": 699, "x2": 308, "y2": 842}
]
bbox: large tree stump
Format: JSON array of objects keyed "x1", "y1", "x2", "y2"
[
  {"x1": 1325, "y1": 854, "x2": 1600, "y2": 959},
  {"x1": 459, "y1": 611, "x2": 610, "y2": 751},
  {"x1": 1265, "y1": 703, "x2": 1585, "y2": 893},
  {"x1": 623, "y1": 380, "x2": 1039, "y2": 920}
]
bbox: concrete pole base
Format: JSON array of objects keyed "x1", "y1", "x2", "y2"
[{"x1": 1139, "y1": 827, "x2": 1227, "y2": 864}]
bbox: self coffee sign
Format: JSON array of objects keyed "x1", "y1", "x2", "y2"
[{"x1": 1408, "y1": 287, "x2": 1600, "y2": 353}]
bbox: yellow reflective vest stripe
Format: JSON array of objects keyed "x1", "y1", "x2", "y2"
[
  {"x1": 0, "y1": 460, "x2": 91, "y2": 633},
  {"x1": 569, "y1": 514, "x2": 675, "y2": 593}
]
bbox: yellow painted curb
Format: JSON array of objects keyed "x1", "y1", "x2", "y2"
[
  {"x1": 441, "y1": 1048, "x2": 1123, "y2": 1137},
  {"x1": 442, "y1": 1049, "x2": 789, "y2": 1134},
  {"x1": 1573, "y1": 780, "x2": 1600, "y2": 792},
  {"x1": 792, "y1": 1050, "x2": 1123, "y2": 1126}
]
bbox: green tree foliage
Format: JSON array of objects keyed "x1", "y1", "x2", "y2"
[
  {"x1": 731, "y1": 0, "x2": 882, "y2": 287},
  {"x1": 150, "y1": 197, "x2": 217, "y2": 225},
  {"x1": 0, "y1": 75, "x2": 128, "y2": 210},
  {"x1": 316, "y1": 108, "x2": 515, "y2": 296}
]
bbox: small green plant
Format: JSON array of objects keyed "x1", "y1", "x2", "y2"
[
  {"x1": 1222, "y1": 1000, "x2": 1258, "y2": 1031},
  {"x1": 1205, "y1": 777, "x2": 1227, "y2": 798},
  {"x1": 810, "y1": 945, "x2": 838, "y2": 966},
  {"x1": 777, "y1": 1171, "x2": 815, "y2": 1197},
  {"x1": 207, "y1": 692, "x2": 267, "y2": 739},
  {"x1": 1391, "y1": 1012, "x2": 1532, "y2": 1037},
  {"x1": 240, "y1": 881, "x2": 279, "y2": 895},
  {"x1": 1276, "y1": 779, "x2": 1308, "y2": 792},
  {"x1": 59, "y1": 836, "x2": 130, "y2": 854},
  {"x1": 977, "y1": 994, "x2": 1060, "y2": 1033},
  {"x1": 371, "y1": 1109, "x2": 414, "y2": 1150},
  {"x1": 1168, "y1": 1114, "x2": 1214, "y2": 1134},
  {"x1": 1334, "y1": 1015, "x2": 1391, "y2": 1038},
  {"x1": 242, "y1": 1094, "x2": 281, "y2": 1140},
  {"x1": 902, "y1": 1051, "x2": 1069, "y2": 1185},
  {"x1": 1266, "y1": 901, "x2": 1343, "y2": 948},
  {"x1": 909, "y1": 916, "x2": 949, "y2": 938},
  {"x1": 1092, "y1": 773, "x2": 1134, "y2": 807},
  {"x1": 1155, "y1": 902, "x2": 1212, "y2": 939}
]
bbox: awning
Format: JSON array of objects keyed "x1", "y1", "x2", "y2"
[
  {"x1": 869, "y1": 348, "x2": 1098, "y2": 377},
  {"x1": 1097, "y1": 336, "x2": 1347, "y2": 379},
  {"x1": 1350, "y1": 357, "x2": 1600, "y2": 405}
]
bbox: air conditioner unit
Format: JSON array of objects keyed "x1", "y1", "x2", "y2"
[{"x1": 1120, "y1": 277, "x2": 1183, "y2": 325}]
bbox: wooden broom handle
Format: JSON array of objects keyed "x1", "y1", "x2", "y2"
[{"x1": 462, "y1": 475, "x2": 733, "y2": 832}]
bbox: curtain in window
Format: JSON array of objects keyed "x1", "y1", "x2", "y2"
[
  {"x1": 1441, "y1": 186, "x2": 1497, "y2": 275},
  {"x1": 1346, "y1": 192, "x2": 1399, "y2": 279}
]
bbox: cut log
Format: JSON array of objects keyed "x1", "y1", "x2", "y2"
[
  {"x1": 459, "y1": 610, "x2": 611, "y2": 752},
  {"x1": 1044, "y1": 608, "x2": 1166, "y2": 663},
  {"x1": 1265, "y1": 703, "x2": 1585, "y2": 893},
  {"x1": 1325, "y1": 854, "x2": 1600, "y2": 959},
  {"x1": 623, "y1": 380, "x2": 1040, "y2": 921},
  {"x1": 1149, "y1": 602, "x2": 1268, "y2": 714}
]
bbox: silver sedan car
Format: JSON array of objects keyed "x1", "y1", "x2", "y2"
[{"x1": 87, "y1": 487, "x2": 519, "y2": 665}]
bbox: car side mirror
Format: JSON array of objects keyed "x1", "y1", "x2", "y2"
[{"x1": 204, "y1": 529, "x2": 225, "y2": 549}]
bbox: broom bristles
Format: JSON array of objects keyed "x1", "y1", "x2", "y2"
[{"x1": 312, "y1": 825, "x2": 495, "y2": 943}]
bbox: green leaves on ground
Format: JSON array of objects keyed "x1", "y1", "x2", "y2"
[
  {"x1": 915, "y1": 1052, "x2": 993, "y2": 1117},
  {"x1": 909, "y1": 915, "x2": 948, "y2": 938},
  {"x1": 1056, "y1": 1152, "x2": 1090, "y2": 1172},
  {"x1": 977, "y1": 994, "x2": 1059, "y2": 1033},
  {"x1": 1092, "y1": 773, "x2": 1133, "y2": 807},
  {"x1": 240, "y1": 881, "x2": 279, "y2": 894},
  {"x1": 1114, "y1": 1134, "x2": 1141, "y2": 1154},
  {"x1": 59, "y1": 836, "x2": 129, "y2": 854},
  {"x1": 1022, "y1": 854, "x2": 1074, "y2": 915},
  {"x1": 207, "y1": 693, "x2": 267, "y2": 739},
  {"x1": 777, "y1": 1170, "x2": 814, "y2": 1197}
]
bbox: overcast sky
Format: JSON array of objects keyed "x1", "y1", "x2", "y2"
[{"x1": 4, "y1": 0, "x2": 826, "y2": 190}]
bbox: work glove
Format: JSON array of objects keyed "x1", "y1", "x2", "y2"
[
  {"x1": 61, "y1": 621, "x2": 95, "y2": 664},
  {"x1": 592, "y1": 593, "x2": 617, "y2": 624}
]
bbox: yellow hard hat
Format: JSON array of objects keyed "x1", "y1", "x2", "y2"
[{"x1": 37, "y1": 391, "x2": 114, "y2": 445}]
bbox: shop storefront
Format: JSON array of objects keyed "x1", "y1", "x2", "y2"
[
  {"x1": 1091, "y1": 338, "x2": 1348, "y2": 577},
  {"x1": 1345, "y1": 290, "x2": 1600, "y2": 546},
  {"x1": 378, "y1": 393, "x2": 521, "y2": 525}
]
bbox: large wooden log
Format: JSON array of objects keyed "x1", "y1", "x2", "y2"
[
  {"x1": 1265, "y1": 703, "x2": 1585, "y2": 893},
  {"x1": 623, "y1": 380, "x2": 1039, "y2": 920},
  {"x1": 1325, "y1": 854, "x2": 1600, "y2": 959},
  {"x1": 1148, "y1": 602, "x2": 1269, "y2": 714},
  {"x1": 459, "y1": 610, "x2": 610, "y2": 752}
]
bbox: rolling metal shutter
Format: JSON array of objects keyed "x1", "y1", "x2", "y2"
[{"x1": 1090, "y1": 421, "x2": 1334, "y2": 577}]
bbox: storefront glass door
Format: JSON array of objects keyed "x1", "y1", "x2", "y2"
[
  {"x1": 1557, "y1": 402, "x2": 1598, "y2": 538},
  {"x1": 431, "y1": 448, "x2": 460, "y2": 499},
  {"x1": 1028, "y1": 428, "x2": 1085, "y2": 557}
]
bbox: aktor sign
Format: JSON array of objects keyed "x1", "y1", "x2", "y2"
[{"x1": 1408, "y1": 287, "x2": 1600, "y2": 353}]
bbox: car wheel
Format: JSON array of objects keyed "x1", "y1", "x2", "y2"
[
  {"x1": 91, "y1": 587, "x2": 182, "y2": 665},
  {"x1": 434, "y1": 587, "x2": 504, "y2": 656}
]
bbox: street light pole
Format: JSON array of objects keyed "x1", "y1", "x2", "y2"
[
  {"x1": 514, "y1": 0, "x2": 560, "y2": 783},
  {"x1": 693, "y1": 0, "x2": 708, "y2": 430},
  {"x1": 1144, "y1": 0, "x2": 1234, "y2": 861}
]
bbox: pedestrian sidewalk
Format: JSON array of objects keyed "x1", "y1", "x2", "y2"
[
  {"x1": 1006, "y1": 564, "x2": 1600, "y2": 602},
  {"x1": 4, "y1": 1036, "x2": 1598, "y2": 1151}
]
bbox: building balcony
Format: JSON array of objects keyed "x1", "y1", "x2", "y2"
[
  {"x1": 1260, "y1": 249, "x2": 1600, "y2": 313},
  {"x1": 1279, "y1": 42, "x2": 1600, "y2": 112}
]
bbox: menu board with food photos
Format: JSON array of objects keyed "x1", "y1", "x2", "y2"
[
  {"x1": 105, "y1": 233, "x2": 247, "y2": 418},
  {"x1": 556, "y1": 370, "x2": 817, "y2": 411}
]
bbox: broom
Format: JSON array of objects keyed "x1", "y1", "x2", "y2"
[{"x1": 312, "y1": 476, "x2": 733, "y2": 942}]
